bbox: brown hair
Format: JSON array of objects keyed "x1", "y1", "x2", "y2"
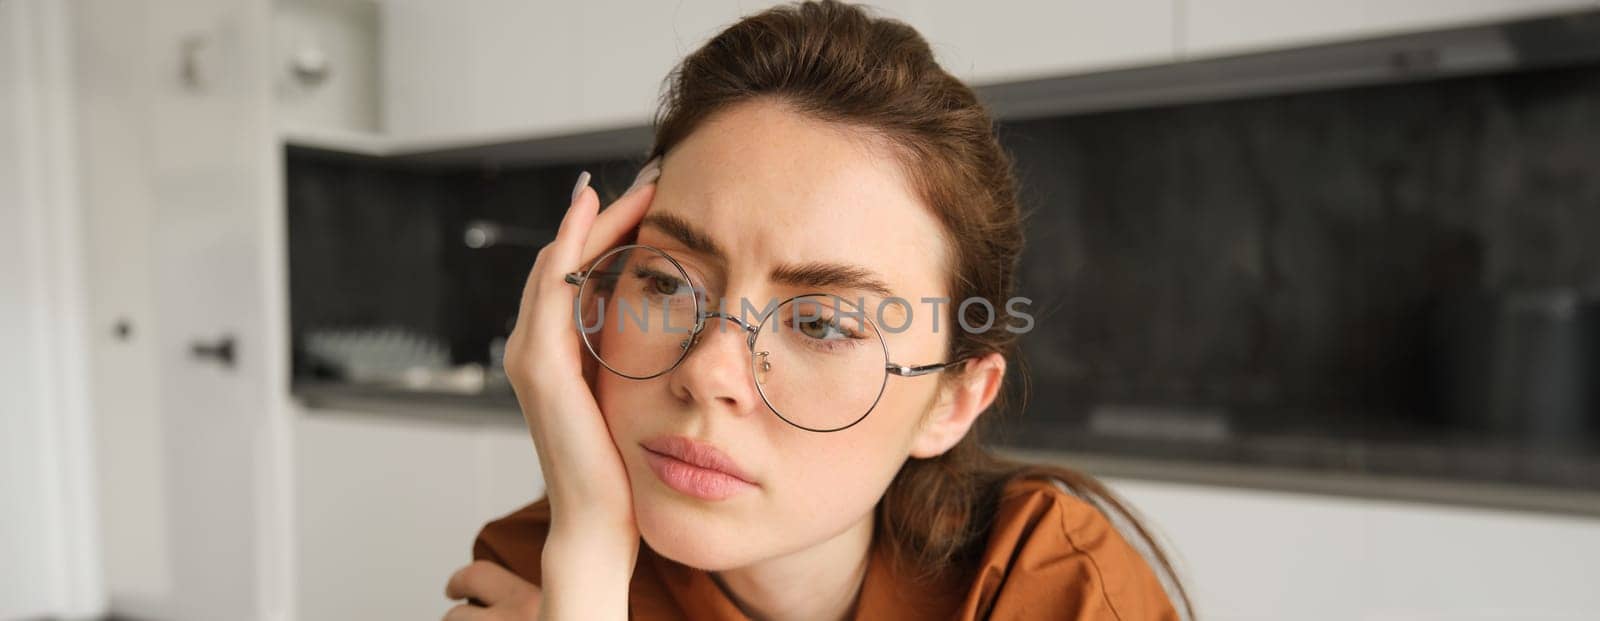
[{"x1": 646, "y1": 1, "x2": 1192, "y2": 616}]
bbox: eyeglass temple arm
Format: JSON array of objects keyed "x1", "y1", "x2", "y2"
[
  {"x1": 887, "y1": 359, "x2": 968, "y2": 377},
  {"x1": 564, "y1": 272, "x2": 585, "y2": 286}
]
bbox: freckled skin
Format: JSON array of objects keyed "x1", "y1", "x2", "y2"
[{"x1": 593, "y1": 98, "x2": 955, "y2": 572}]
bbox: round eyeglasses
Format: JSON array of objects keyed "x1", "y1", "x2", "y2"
[{"x1": 563, "y1": 244, "x2": 967, "y2": 432}]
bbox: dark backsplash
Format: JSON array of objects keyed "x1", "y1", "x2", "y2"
[
  {"x1": 287, "y1": 152, "x2": 646, "y2": 371},
  {"x1": 1004, "y1": 63, "x2": 1600, "y2": 425},
  {"x1": 287, "y1": 61, "x2": 1600, "y2": 426}
]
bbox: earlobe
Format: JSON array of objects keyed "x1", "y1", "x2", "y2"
[{"x1": 909, "y1": 353, "x2": 1006, "y2": 459}]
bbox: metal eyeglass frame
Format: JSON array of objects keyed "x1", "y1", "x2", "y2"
[{"x1": 563, "y1": 244, "x2": 969, "y2": 432}]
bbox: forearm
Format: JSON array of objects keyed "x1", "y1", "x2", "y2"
[{"x1": 538, "y1": 526, "x2": 638, "y2": 620}]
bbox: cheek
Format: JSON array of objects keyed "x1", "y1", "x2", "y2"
[
  {"x1": 774, "y1": 381, "x2": 929, "y2": 499},
  {"x1": 750, "y1": 380, "x2": 932, "y2": 540},
  {"x1": 593, "y1": 371, "x2": 664, "y2": 453}
]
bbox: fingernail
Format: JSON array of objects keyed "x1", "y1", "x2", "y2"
[
  {"x1": 623, "y1": 158, "x2": 661, "y2": 195},
  {"x1": 571, "y1": 170, "x2": 591, "y2": 204}
]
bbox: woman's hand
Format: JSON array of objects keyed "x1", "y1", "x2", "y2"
[
  {"x1": 501, "y1": 163, "x2": 660, "y2": 619},
  {"x1": 443, "y1": 561, "x2": 541, "y2": 620}
]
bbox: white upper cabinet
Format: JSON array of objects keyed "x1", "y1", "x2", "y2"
[
  {"x1": 310, "y1": 0, "x2": 1600, "y2": 150},
  {"x1": 368, "y1": 0, "x2": 1176, "y2": 147},
  {"x1": 916, "y1": 0, "x2": 1177, "y2": 85},
  {"x1": 573, "y1": 1, "x2": 790, "y2": 132},
  {"x1": 379, "y1": 0, "x2": 792, "y2": 146},
  {"x1": 379, "y1": 0, "x2": 581, "y2": 143},
  {"x1": 274, "y1": 0, "x2": 381, "y2": 134},
  {"x1": 1182, "y1": 0, "x2": 1600, "y2": 59}
]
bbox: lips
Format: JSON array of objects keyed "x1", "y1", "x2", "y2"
[{"x1": 640, "y1": 435, "x2": 757, "y2": 501}]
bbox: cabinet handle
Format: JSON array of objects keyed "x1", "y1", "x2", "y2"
[{"x1": 189, "y1": 335, "x2": 236, "y2": 369}]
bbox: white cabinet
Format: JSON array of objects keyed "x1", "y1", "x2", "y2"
[
  {"x1": 369, "y1": 0, "x2": 1178, "y2": 148},
  {"x1": 1182, "y1": 0, "x2": 1600, "y2": 59},
  {"x1": 1111, "y1": 477, "x2": 1600, "y2": 619},
  {"x1": 572, "y1": 1, "x2": 787, "y2": 132},
  {"x1": 293, "y1": 408, "x2": 541, "y2": 621},
  {"x1": 379, "y1": 0, "x2": 784, "y2": 145},
  {"x1": 379, "y1": 0, "x2": 580, "y2": 142},
  {"x1": 296, "y1": 0, "x2": 1600, "y2": 151},
  {"x1": 917, "y1": 0, "x2": 1176, "y2": 85},
  {"x1": 273, "y1": 0, "x2": 381, "y2": 134}
]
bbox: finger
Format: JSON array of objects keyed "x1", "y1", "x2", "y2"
[
  {"x1": 510, "y1": 172, "x2": 600, "y2": 330},
  {"x1": 441, "y1": 603, "x2": 486, "y2": 621},
  {"x1": 444, "y1": 560, "x2": 524, "y2": 603},
  {"x1": 544, "y1": 174, "x2": 603, "y2": 280},
  {"x1": 445, "y1": 561, "x2": 526, "y2": 604},
  {"x1": 579, "y1": 183, "x2": 656, "y2": 266},
  {"x1": 579, "y1": 159, "x2": 661, "y2": 263}
]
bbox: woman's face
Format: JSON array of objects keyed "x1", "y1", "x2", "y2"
[{"x1": 592, "y1": 99, "x2": 959, "y2": 570}]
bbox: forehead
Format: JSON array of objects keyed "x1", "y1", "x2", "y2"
[{"x1": 646, "y1": 99, "x2": 949, "y2": 299}]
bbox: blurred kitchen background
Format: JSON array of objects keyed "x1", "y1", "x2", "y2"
[{"x1": 4, "y1": 1, "x2": 1600, "y2": 619}]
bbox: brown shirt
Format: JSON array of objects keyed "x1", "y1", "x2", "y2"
[{"x1": 473, "y1": 476, "x2": 1180, "y2": 620}]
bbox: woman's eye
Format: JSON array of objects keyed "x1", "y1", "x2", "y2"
[
  {"x1": 633, "y1": 268, "x2": 690, "y2": 297},
  {"x1": 797, "y1": 317, "x2": 852, "y2": 341},
  {"x1": 649, "y1": 275, "x2": 682, "y2": 295}
]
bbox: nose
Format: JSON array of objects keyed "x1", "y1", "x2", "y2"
[{"x1": 667, "y1": 313, "x2": 764, "y2": 417}]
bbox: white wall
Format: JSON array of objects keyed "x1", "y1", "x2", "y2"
[
  {"x1": 1111, "y1": 478, "x2": 1600, "y2": 620},
  {"x1": 0, "y1": 1, "x2": 105, "y2": 618}
]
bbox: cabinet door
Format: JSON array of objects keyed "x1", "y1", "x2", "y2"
[
  {"x1": 380, "y1": 1, "x2": 1177, "y2": 142},
  {"x1": 381, "y1": 1, "x2": 777, "y2": 142},
  {"x1": 918, "y1": 0, "x2": 1177, "y2": 85},
  {"x1": 1183, "y1": 0, "x2": 1599, "y2": 59},
  {"x1": 293, "y1": 411, "x2": 541, "y2": 621},
  {"x1": 75, "y1": 0, "x2": 289, "y2": 619},
  {"x1": 576, "y1": 0, "x2": 776, "y2": 130},
  {"x1": 381, "y1": 0, "x2": 582, "y2": 141},
  {"x1": 1112, "y1": 478, "x2": 1600, "y2": 618}
]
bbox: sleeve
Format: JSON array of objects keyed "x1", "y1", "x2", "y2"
[
  {"x1": 471, "y1": 497, "x2": 553, "y2": 587},
  {"x1": 969, "y1": 480, "x2": 1182, "y2": 621}
]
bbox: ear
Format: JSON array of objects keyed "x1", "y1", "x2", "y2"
[{"x1": 909, "y1": 352, "x2": 1006, "y2": 459}]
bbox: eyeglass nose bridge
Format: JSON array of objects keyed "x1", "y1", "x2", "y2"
[
  {"x1": 686, "y1": 310, "x2": 773, "y2": 386},
  {"x1": 691, "y1": 310, "x2": 762, "y2": 351}
]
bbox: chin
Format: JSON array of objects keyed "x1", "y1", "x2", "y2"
[{"x1": 631, "y1": 487, "x2": 769, "y2": 571}]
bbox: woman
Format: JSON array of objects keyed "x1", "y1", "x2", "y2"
[{"x1": 443, "y1": 1, "x2": 1191, "y2": 619}]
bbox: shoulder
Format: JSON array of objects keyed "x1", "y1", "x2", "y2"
[
  {"x1": 967, "y1": 475, "x2": 1181, "y2": 621},
  {"x1": 472, "y1": 497, "x2": 552, "y2": 586}
]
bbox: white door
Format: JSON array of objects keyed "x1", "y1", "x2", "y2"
[{"x1": 74, "y1": 0, "x2": 292, "y2": 619}]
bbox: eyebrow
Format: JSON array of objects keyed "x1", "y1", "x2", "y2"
[
  {"x1": 770, "y1": 262, "x2": 895, "y2": 300},
  {"x1": 641, "y1": 213, "x2": 727, "y2": 261},
  {"x1": 639, "y1": 212, "x2": 897, "y2": 300}
]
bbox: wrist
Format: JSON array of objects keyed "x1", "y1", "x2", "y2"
[
  {"x1": 544, "y1": 522, "x2": 639, "y2": 570},
  {"x1": 539, "y1": 526, "x2": 637, "y2": 620}
]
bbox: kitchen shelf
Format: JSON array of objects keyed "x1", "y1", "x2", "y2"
[
  {"x1": 279, "y1": 124, "x2": 392, "y2": 157},
  {"x1": 279, "y1": 122, "x2": 654, "y2": 168},
  {"x1": 292, "y1": 379, "x2": 520, "y2": 422}
]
